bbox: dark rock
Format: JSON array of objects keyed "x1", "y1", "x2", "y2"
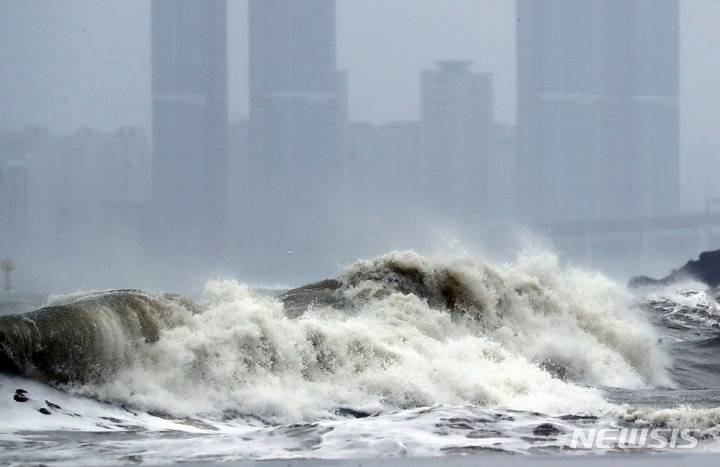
[
  {"x1": 38, "y1": 408, "x2": 51, "y2": 415},
  {"x1": 13, "y1": 393, "x2": 27, "y2": 403},
  {"x1": 628, "y1": 275, "x2": 665, "y2": 288},
  {"x1": 558, "y1": 414, "x2": 598, "y2": 421},
  {"x1": 440, "y1": 445, "x2": 506, "y2": 454},
  {"x1": 333, "y1": 407, "x2": 373, "y2": 418},
  {"x1": 533, "y1": 423, "x2": 560, "y2": 436},
  {"x1": 629, "y1": 249, "x2": 720, "y2": 288}
]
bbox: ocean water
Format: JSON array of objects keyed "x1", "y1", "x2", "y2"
[{"x1": 1, "y1": 250, "x2": 719, "y2": 464}]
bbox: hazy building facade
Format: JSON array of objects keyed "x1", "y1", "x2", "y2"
[
  {"x1": 516, "y1": 0, "x2": 679, "y2": 224},
  {"x1": 420, "y1": 61, "x2": 494, "y2": 219},
  {"x1": 0, "y1": 126, "x2": 150, "y2": 262},
  {"x1": 343, "y1": 120, "x2": 421, "y2": 216},
  {"x1": 57, "y1": 128, "x2": 151, "y2": 244},
  {"x1": 151, "y1": 0, "x2": 228, "y2": 256},
  {"x1": 488, "y1": 123, "x2": 517, "y2": 219},
  {"x1": 247, "y1": 0, "x2": 344, "y2": 276},
  {"x1": 227, "y1": 119, "x2": 249, "y2": 260},
  {"x1": 0, "y1": 128, "x2": 59, "y2": 260}
]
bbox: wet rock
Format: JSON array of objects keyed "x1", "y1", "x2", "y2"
[
  {"x1": 629, "y1": 249, "x2": 720, "y2": 288},
  {"x1": 333, "y1": 407, "x2": 373, "y2": 418},
  {"x1": 440, "y1": 445, "x2": 506, "y2": 454},
  {"x1": 533, "y1": 423, "x2": 560, "y2": 436}
]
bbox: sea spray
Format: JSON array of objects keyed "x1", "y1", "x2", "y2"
[
  {"x1": 338, "y1": 251, "x2": 670, "y2": 387},
  {"x1": 69, "y1": 251, "x2": 669, "y2": 421}
]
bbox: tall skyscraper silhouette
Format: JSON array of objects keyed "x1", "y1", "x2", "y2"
[
  {"x1": 420, "y1": 61, "x2": 494, "y2": 219},
  {"x1": 151, "y1": 0, "x2": 228, "y2": 257},
  {"x1": 516, "y1": 0, "x2": 679, "y2": 224},
  {"x1": 246, "y1": 0, "x2": 344, "y2": 277}
]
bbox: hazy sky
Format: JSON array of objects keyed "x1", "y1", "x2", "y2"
[{"x1": 0, "y1": 0, "x2": 719, "y2": 149}]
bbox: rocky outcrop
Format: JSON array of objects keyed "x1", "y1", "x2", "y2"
[{"x1": 629, "y1": 250, "x2": 720, "y2": 288}]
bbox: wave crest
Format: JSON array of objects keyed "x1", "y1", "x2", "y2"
[{"x1": 70, "y1": 251, "x2": 668, "y2": 421}]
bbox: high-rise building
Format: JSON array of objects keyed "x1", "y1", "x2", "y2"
[
  {"x1": 516, "y1": 0, "x2": 679, "y2": 224},
  {"x1": 488, "y1": 123, "x2": 517, "y2": 219},
  {"x1": 151, "y1": 0, "x2": 228, "y2": 256},
  {"x1": 247, "y1": 0, "x2": 344, "y2": 278},
  {"x1": 1, "y1": 126, "x2": 153, "y2": 289},
  {"x1": 57, "y1": 128, "x2": 151, "y2": 225},
  {"x1": 0, "y1": 127, "x2": 59, "y2": 259},
  {"x1": 420, "y1": 61, "x2": 494, "y2": 219},
  {"x1": 343, "y1": 120, "x2": 421, "y2": 215}
]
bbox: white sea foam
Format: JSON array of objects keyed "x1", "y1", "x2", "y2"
[
  {"x1": 69, "y1": 251, "x2": 669, "y2": 422},
  {"x1": 640, "y1": 284, "x2": 720, "y2": 330},
  {"x1": 615, "y1": 406, "x2": 720, "y2": 435}
]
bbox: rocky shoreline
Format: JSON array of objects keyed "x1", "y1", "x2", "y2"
[{"x1": 629, "y1": 249, "x2": 720, "y2": 288}]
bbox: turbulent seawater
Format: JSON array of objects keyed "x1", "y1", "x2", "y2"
[{"x1": 1, "y1": 250, "x2": 720, "y2": 464}]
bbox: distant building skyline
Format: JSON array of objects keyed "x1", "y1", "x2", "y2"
[
  {"x1": 151, "y1": 0, "x2": 229, "y2": 257},
  {"x1": 0, "y1": 1, "x2": 717, "y2": 289},
  {"x1": 516, "y1": 0, "x2": 680, "y2": 224},
  {"x1": 0, "y1": 126, "x2": 150, "y2": 263}
]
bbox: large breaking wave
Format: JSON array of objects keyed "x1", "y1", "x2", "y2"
[{"x1": 1, "y1": 251, "x2": 670, "y2": 422}]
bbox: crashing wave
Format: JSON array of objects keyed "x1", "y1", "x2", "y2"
[{"x1": 0, "y1": 251, "x2": 669, "y2": 420}]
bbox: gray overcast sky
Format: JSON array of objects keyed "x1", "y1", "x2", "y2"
[{"x1": 0, "y1": 0, "x2": 719, "y2": 149}]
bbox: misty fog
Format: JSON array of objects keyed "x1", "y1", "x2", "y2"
[{"x1": 1, "y1": 0, "x2": 720, "y2": 297}]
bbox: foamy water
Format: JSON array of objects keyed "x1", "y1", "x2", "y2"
[
  {"x1": 1, "y1": 250, "x2": 719, "y2": 463},
  {"x1": 64, "y1": 251, "x2": 666, "y2": 420}
]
